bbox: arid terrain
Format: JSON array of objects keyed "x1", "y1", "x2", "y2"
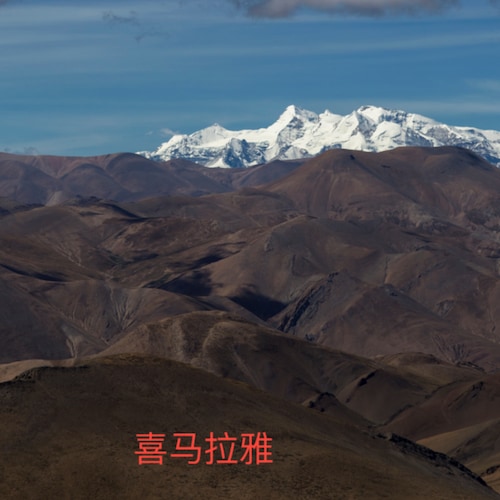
[{"x1": 1, "y1": 146, "x2": 500, "y2": 497}]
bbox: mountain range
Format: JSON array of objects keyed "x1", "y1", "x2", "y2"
[
  {"x1": 2, "y1": 146, "x2": 500, "y2": 496},
  {"x1": 138, "y1": 105, "x2": 500, "y2": 168}
]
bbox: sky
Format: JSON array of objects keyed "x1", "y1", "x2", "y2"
[{"x1": 0, "y1": 0, "x2": 499, "y2": 156}]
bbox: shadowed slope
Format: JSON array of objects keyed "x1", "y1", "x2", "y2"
[
  {"x1": 0, "y1": 355, "x2": 497, "y2": 500},
  {"x1": 419, "y1": 419, "x2": 500, "y2": 493}
]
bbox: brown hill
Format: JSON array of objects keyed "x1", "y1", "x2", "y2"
[
  {"x1": 0, "y1": 152, "x2": 230, "y2": 204},
  {"x1": 97, "y1": 311, "x2": 500, "y2": 488},
  {"x1": 419, "y1": 419, "x2": 500, "y2": 493},
  {"x1": 2, "y1": 148, "x2": 500, "y2": 370},
  {"x1": 0, "y1": 355, "x2": 497, "y2": 499},
  {"x1": 267, "y1": 146, "x2": 500, "y2": 226},
  {"x1": 0, "y1": 153, "x2": 305, "y2": 205},
  {"x1": 99, "y1": 311, "x2": 437, "y2": 424},
  {"x1": 3, "y1": 146, "x2": 500, "y2": 493}
]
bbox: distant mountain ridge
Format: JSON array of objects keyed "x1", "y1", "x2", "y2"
[{"x1": 138, "y1": 105, "x2": 500, "y2": 168}]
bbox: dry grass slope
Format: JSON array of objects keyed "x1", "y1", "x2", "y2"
[{"x1": 0, "y1": 356, "x2": 498, "y2": 500}]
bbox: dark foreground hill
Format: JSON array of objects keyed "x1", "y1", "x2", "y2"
[{"x1": 0, "y1": 355, "x2": 498, "y2": 500}]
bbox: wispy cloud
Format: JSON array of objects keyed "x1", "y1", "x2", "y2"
[
  {"x1": 2, "y1": 0, "x2": 496, "y2": 18},
  {"x1": 466, "y1": 78, "x2": 500, "y2": 93},
  {"x1": 376, "y1": 99, "x2": 500, "y2": 118},
  {"x1": 141, "y1": 30, "x2": 500, "y2": 58},
  {"x1": 160, "y1": 128, "x2": 177, "y2": 137},
  {"x1": 240, "y1": 0, "x2": 458, "y2": 17},
  {"x1": 2, "y1": 146, "x2": 40, "y2": 156},
  {"x1": 101, "y1": 7, "x2": 170, "y2": 42},
  {"x1": 102, "y1": 10, "x2": 140, "y2": 26},
  {"x1": 231, "y1": 0, "x2": 500, "y2": 17}
]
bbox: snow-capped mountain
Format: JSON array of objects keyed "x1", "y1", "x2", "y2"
[{"x1": 138, "y1": 105, "x2": 500, "y2": 168}]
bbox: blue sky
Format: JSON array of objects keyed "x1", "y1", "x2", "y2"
[{"x1": 1, "y1": 0, "x2": 499, "y2": 156}]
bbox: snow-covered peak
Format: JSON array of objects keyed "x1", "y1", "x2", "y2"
[
  {"x1": 276, "y1": 104, "x2": 319, "y2": 124},
  {"x1": 190, "y1": 123, "x2": 231, "y2": 146},
  {"x1": 138, "y1": 105, "x2": 500, "y2": 168}
]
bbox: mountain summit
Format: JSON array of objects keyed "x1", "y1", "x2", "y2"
[{"x1": 138, "y1": 105, "x2": 500, "y2": 168}]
